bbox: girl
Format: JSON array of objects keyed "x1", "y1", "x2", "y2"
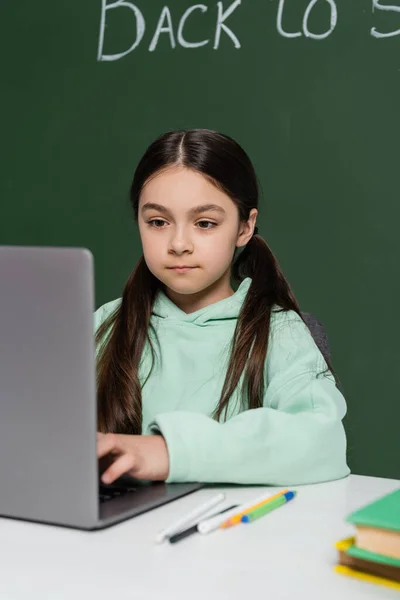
[{"x1": 95, "y1": 129, "x2": 349, "y2": 486}]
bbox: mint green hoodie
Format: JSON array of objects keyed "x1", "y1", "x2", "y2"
[{"x1": 94, "y1": 277, "x2": 349, "y2": 485}]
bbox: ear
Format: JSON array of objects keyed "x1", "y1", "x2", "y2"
[{"x1": 236, "y1": 209, "x2": 258, "y2": 248}]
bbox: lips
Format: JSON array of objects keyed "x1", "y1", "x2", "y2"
[{"x1": 168, "y1": 266, "x2": 197, "y2": 273}]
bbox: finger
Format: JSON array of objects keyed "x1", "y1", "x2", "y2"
[
  {"x1": 101, "y1": 453, "x2": 136, "y2": 485},
  {"x1": 97, "y1": 432, "x2": 119, "y2": 459}
]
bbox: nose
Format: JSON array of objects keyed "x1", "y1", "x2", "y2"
[{"x1": 168, "y1": 229, "x2": 194, "y2": 255}]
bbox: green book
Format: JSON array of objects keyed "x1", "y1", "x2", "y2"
[
  {"x1": 347, "y1": 489, "x2": 400, "y2": 533},
  {"x1": 347, "y1": 542, "x2": 400, "y2": 568}
]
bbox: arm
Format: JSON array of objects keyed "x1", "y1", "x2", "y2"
[{"x1": 147, "y1": 312, "x2": 350, "y2": 485}]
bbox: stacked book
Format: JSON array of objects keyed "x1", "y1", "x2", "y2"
[{"x1": 335, "y1": 489, "x2": 400, "y2": 590}]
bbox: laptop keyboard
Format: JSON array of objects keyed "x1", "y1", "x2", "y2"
[{"x1": 99, "y1": 484, "x2": 137, "y2": 503}]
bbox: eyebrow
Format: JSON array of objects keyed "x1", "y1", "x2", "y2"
[{"x1": 141, "y1": 203, "x2": 226, "y2": 216}]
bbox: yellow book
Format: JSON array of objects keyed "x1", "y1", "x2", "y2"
[
  {"x1": 334, "y1": 565, "x2": 400, "y2": 591},
  {"x1": 334, "y1": 537, "x2": 400, "y2": 590}
]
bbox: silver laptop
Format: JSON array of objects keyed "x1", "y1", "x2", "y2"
[{"x1": 0, "y1": 246, "x2": 202, "y2": 530}]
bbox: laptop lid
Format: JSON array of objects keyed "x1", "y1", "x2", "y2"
[{"x1": 0, "y1": 246, "x2": 99, "y2": 528}]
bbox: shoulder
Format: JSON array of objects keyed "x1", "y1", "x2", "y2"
[
  {"x1": 269, "y1": 307, "x2": 309, "y2": 338},
  {"x1": 267, "y1": 307, "x2": 328, "y2": 375},
  {"x1": 94, "y1": 297, "x2": 122, "y2": 333}
]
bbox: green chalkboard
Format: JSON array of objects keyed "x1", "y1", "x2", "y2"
[{"x1": 1, "y1": 0, "x2": 400, "y2": 479}]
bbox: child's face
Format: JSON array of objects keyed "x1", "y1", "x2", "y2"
[{"x1": 138, "y1": 166, "x2": 256, "y2": 297}]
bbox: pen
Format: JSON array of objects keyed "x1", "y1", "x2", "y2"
[
  {"x1": 241, "y1": 490, "x2": 296, "y2": 523},
  {"x1": 220, "y1": 489, "x2": 288, "y2": 529},
  {"x1": 155, "y1": 492, "x2": 225, "y2": 544},
  {"x1": 169, "y1": 504, "x2": 239, "y2": 544},
  {"x1": 198, "y1": 492, "x2": 275, "y2": 534}
]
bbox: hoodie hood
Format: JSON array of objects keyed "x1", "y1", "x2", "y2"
[{"x1": 152, "y1": 277, "x2": 252, "y2": 325}]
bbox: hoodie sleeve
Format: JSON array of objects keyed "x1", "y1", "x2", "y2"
[{"x1": 147, "y1": 312, "x2": 350, "y2": 485}]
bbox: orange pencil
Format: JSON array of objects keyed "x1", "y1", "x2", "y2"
[{"x1": 220, "y1": 489, "x2": 289, "y2": 529}]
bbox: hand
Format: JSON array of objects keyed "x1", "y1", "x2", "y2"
[{"x1": 97, "y1": 433, "x2": 170, "y2": 484}]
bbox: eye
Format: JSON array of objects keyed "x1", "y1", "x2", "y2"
[
  {"x1": 197, "y1": 221, "x2": 217, "y2": 230},
  {"x1": 148, "y1": 219, "x2": 167, "y2": 228}
]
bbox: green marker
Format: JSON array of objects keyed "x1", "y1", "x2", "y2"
[{"x1": 241, "y1": 490, "x2": 296, "y2": 523}]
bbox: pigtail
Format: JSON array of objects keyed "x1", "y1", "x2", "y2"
[
  {"x1": 96, "y1": 257, "x2": 159, "y2": 434},
  {"x1": 214, "y1": 234, "x2": 301, "y2": 420}
]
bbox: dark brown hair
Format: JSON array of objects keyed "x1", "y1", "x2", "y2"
[{"x1": 96, "y1": 129, "x2": 309, "y2": 433}]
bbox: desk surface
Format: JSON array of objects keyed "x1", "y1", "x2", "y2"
[{"x1": 1, "y1": 474, "x2": 399, "y2": 600}]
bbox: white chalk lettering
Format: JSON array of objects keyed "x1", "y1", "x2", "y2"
[
  {"x1": 214, "y1": 0, "x2": 241, "y2": 49},
  {"x1": 371, "y1": 0, "x2": 400, "y2": 38},
  {"x1": 177, "y1": 5, "x2": 209, "y2": 48},
  {"x1": 97, "y1": 0, "x2": 400, "y2": 63},
  {"x1": 149, "y1": 6, "x2": 176, "y2": 52},
  {"x1": 303, "y1": 0, "x2": 337, "y2": 40},
  {"x1": 277, "y1": 0, "x2": 302, "y2": 38},
  {"x1": 277, "y1": 0, "x2": 337, "y2": 40},
  {"x1": 97, "y1": 0, "x2": 145, "y2": 62}
]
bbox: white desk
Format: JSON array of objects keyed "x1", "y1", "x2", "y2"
[{"x1": 0, "y1": 474, "x2": 399, "y2": 600}]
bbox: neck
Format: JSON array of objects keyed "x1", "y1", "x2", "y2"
[{"x1": 166, "y1": 271, "x2": 234, "y2": 314}]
